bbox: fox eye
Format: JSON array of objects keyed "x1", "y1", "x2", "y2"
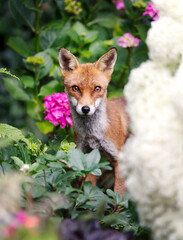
[
  {"x1": 72, "y1": 85, "x2": 80, "y2": 92},
  {"x1": 94, "y1": 86, "x2": 101, "y2": 93}
]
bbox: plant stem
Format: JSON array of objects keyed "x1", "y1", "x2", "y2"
[
  {"x1": 35, "y1": 0, "x2": 40, "y2": 53},
  {"x1": 35, "y1": 64, "x2": 39, "y2": 99},
  {"x1": 118, "y1": 47, "x2": 132, "y2": 88},
  {"x1": 74, "y1": 176, "x2": 86, "y2": 208},
  {"x1": 86, "y1": 0, "x2": 103, "y2": 24}
]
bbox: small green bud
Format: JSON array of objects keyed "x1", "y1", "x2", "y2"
[{"x1": 26, "y1": 56, "x2": 44, "y2": 65}]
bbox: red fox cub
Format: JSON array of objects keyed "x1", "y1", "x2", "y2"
[{"x1": 59, "y1": 47, "x2": 129, "y2": 194}]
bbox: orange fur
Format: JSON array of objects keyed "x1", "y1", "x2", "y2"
[{"x1": 59, "y1": 48, "x2": 129, "y2": 196}]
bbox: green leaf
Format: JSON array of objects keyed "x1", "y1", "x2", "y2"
[
  {"x1": 22, "y1": 0, "x2": 41, "y2": 11},
  {"x1": 136, "y1": 24, "x2": 149, "y2": 42},
  {"x1": 102, "y1": 212, "x2": 129, "y2": 226},
  {"x1": 0, "y1": 68, "x2": 20, "y2": 80},
  {"x1": 20, "y1": 75, "x2": 35, "y2": 88},
  {"x1": 72, "y1": 22, "x2": 87, "y2": 36},
  {"x1": 90, "y1": 168, "x2": 102, "y2": 176},
  {"x1": 131, "y1": 43, "x2": 148, "y2": 69},
  {"x1": 7, "y1": 36, "x2": 31, "y2": 57},
  {"x1": 47, "y1": 162, "x2": 64, "y2": 169},
  {"x1": 83, "y1": 181, "x2": 92, "y2": 195},
  {"x1": 72, "y1": 22, "x2": 98, "y2": 44},
  {"x1": 49, "y1": 170, "x2": 63, "y2": 186},
  {"x1": 60, "y1": 140, "x2": 76, "y2": 153},
  {"x1": 84, "y1": 31, "x2": 98, "y2": 44},
  {"x1": 39, "y1": 80, "x2": 61, "y2": 97},
  {"x1": 39, "y1": 29, "x2": 58, "y2": 50},
  {"x1": 68, "y1": 148, "x2": 85, "y2": 171},
  {"x1": 36, "y1": 121, "x2": 54, "y2": 134},
  {"x1": 0, "y1": 123, "x2": 28, "y2": 143},
  {"x1": 9, "y1": 0, "x2": 34, "y2": 30},
  {"x1": 106, "y1": 189, "x2": 122, "y2": 204},
  {"x1": 3, "y1": 77, "x2": 31, "y2": 101},
  {"x1": 36, "y1": 52, "x2": 53, "y2": 80},
  {"x1": 88, "y1": 13, "x2": 117, "y2": 29},
  {"x1": 49, "y1": 65, "x2": 61, "y2": 81},
  {"x1": 26, "y1": 99, "x2": 43, "y2": 121},
  {"x1": 123, "y1": 0, "x2": 135, "y2": 18},
  {"x1": 89, "y1": 42, "x2": 107, "y2": 58},
  {"x1": 55, "y1": 150, "x2": 67, "y2": 160},
  {"x1": 85, "y1": 149, "x2": 101, "y2": 170},
  {"x1": 11, "y1": 156, "x2": 24, "y2": 168},
  {"x1": 67, "y1": 29, "x2": 81, "y2": 43},
  {"x1": 31, "y1": 184, "x2": 47, "y2": 198},
  {"x1": 29, "y1": 162, "x2": 40, "y2": 173}
]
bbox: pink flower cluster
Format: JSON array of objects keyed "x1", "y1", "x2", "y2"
[
  {"x1": 112, "y1": 0, "x2": 133, "y2": 10},
  {"x1": 44, "y1": 93, "x2": 73, "y2": 129},
  {"x1": 117, "y1": 33, "x2": 140, "y2": 48},
  {"x1": 143, "y1": 2, "x2": 159, "y2": 21},
  {"x1": 2, "y1": 211, "x2": 40, "y2": 238},
  {"x1": 112, "y1": 0, "x2": 125, "y2": 10}
]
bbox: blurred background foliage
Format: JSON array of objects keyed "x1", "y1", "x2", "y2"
[
  {"x1": 0, "y1": 1, "x2": 154, "y2": 238},
  {"x1": 0, "y1": 0, "x2": 150, "y2": 138}
]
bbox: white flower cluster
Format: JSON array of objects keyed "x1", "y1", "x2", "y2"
[
  {"x1": 119, "y1": 1, "x2": 183, "y2": 240},
  {"x1": 153, "y1": 0, "x2": 183, "y2": 23}
]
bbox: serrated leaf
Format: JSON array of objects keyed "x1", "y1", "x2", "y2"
[
  {"x1": 0, "y1": 123, "x2": 28, "y2": 143},
  {"x1": 0, "y1": 68, "x2": 20, "y2": 80}
]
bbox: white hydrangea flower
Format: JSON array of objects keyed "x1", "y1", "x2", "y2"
[
  {"x1": 20, "y1": 164, "x2": 30, "y2": 172},
  {"x1": 146, "y1": 17, "x2": 183, "y2": 71},
  {"x1": 119, "y1": 1, "x2": 183, "y2": 239},
  {"x1": 153, "y1": 0, "x2": 183, "y2": 23},
  {"x1": 120, "y1": 60, "x2": 183, "y2": 240}
]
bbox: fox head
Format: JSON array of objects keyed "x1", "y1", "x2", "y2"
[{"x1": 58, "y1": 48, "x2": 117, "y2": 116}]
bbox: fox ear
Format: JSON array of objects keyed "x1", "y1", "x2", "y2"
[
  {"x1": 95, "y1": 48, "x2": 117, "y2": 75},
  {"x1": 59, "y1": 48, "x2": 79, "y2": 75}
]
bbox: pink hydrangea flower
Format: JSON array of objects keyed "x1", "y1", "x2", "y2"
[
  {"x1": 112, "y1": 0, "x2": 125, "y2": 10},
  {"x1": 143, "y1": 2, "x2": 159, "y2": 21},
  {"x1": 117, "y1": 33, "x2": 141, "y2": 48},
  {"x1": 43, "y1": 92, "x2": 73, "y2": 129},
  {"x1": 2, "y1": 211, "x2": 40, "y2": 238},
  {"x1": 112, "y1": 0, "x2": 133, "y2": 10}
]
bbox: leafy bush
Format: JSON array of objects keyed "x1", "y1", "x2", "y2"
[
  {"x1": 0, "y1": 0, "x2": 155, "y2": 239},
  {"x1": 0, "y1": 0, "x2": 151, "y2": 134},
  {"x1": 0, "y1": 123, "x2": 150, "y2": 239}
]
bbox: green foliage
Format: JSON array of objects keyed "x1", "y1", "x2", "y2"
[
  {"x1": 0, "y1": 0, "x2": 151, "y2": 134},
  {"x1": 0, "y1": 123, "x2": 28, "y2": 146},
  {"x1": 0, "y1": 1, "x2": 153, "y2": 239},
  {"x1": 0, "y1": 126, "x2": 149, "y2": 239},
  {"x1": 0, "y1": 68, "x2": 20, "y2": 80}
]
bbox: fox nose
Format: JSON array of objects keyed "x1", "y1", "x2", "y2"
[{"x1": 82, "y1": 106, "x2": 90, "y2": 114}]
